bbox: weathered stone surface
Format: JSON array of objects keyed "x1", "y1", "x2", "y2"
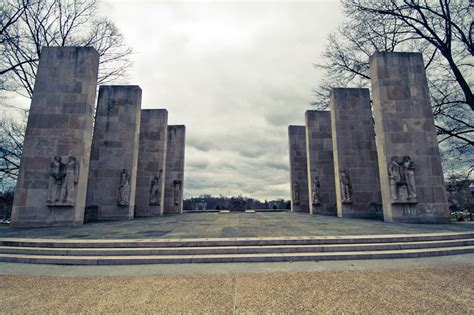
[
  {"x1": 288, "y1": 126, "x2": 309, "y2": 212},
  {"x1": 163, "y1": 125, "x2": 186, "y2": 214},
  {"x1": 11, "y1": 47, "x2": 99, "y2": 227},
  {"x1": 305, "y1": 111, "x2": 336, "y2": 216},
  {"x1": 370, "y1": 52, "x2": 449, "y2": 223},
  {"x1": 86, "y1": 86, "x2": 141, "y2": 221},
  {"x1": 135, "y1": 110, "x2": 168, "y2": 216},
  {"x1": 330, "y1": 88, "x2": 382, "y2": 219}
]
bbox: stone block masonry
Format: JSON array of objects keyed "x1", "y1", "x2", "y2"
[
  {"x1": 370, "y1": 52, "x2": 449, "y2": 223},
  {"x1": 330, "y1": 88, "x2": 382, "y2": 219},
  {"x1": 288, "y1": 125, "x2": 309, "y2": 212},
  {"x1": 163, "y1": 125, "x2": 186, "y2": 214},
  {"x1": 86, "y1": 86, "x2": 141, "y2": 220},
  {"x1": 135, "y1": 109, "x2": 168, "y2": 216},
  {"x1": 11, "y1": 47, "x2": 99, "y2": 227},
  {"x1": 305, "y1": 111, "x2": 337, "y2": 216}
]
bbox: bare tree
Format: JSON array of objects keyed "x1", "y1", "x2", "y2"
[
  {"x1": 0, "y1": 114, "x2": 25, "y2": 186},
  {"x1": 314, "y1": 0, "x2": 473, "y2": 154},
  {"x1": 1, "y1": 0, "x2": 132, "y2": 98},
  {"x1": 0, "y1": 0, "x2": 132, "y2": 183},
  {"x1": 0, "y1": 0, "x2": 29, "y2": 91},
  {"x1": 351, "y1": 0, "x2": 473, "y2": 110}
]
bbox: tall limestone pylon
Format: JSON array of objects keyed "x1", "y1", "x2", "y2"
[
  {"x1": 86, "y1": 86, "x2": 142, "y2": 220},
  {"x1": 135, "y1": 109, "x2": 169, "y2": 216},
  {"x1": 330, "y1": 88, "x2": 382, "y2": 219},
  {"x1": 163, "y1": 125, "x2": 186, "y2": 214},
  {"x1": 11, "y1": 47, "x2": 99, "y2": 227},
  {"x1": 305, "y1": 111, "x2": 336, "y2": 215},
  {"x1": 370, "y1": 52, "x2": 449, "y2": 223},
  {"x1": 288, "y1": 125, "x2": 309, "y2": 212}
]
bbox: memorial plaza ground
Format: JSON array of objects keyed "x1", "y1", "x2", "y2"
[
  {"x1": 1, "y1": 211, "x2": 473, "y2": 239},
  {"x1": 1, "y1": 212, "x2": 474, "y2": 313},
  {"x1": 0, "y1": 259, "x2": 473, "y2": 313}
]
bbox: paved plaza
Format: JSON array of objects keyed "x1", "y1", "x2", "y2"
[
  {"x1": 1, "y1": 212, "x2": 473, "y2": 240},
  {"x1": 1, "y1": 264, "x2": 473, "y2": 313}
]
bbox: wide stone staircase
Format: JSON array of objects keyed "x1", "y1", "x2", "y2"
[{"x1": 0, "y1": 232, "x2": 473, "y2": 265}]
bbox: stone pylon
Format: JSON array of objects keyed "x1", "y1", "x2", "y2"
[
  {"x1": 330, "y1": 88, "x2": 382, "y2": 219},
  {"x1": 288, "y1": 125, "x2": 309, "y2": 212},
  {"x1": 370, "y1": 52, "x2": 449, "y2": 223},
  {"x1": 86, "y1": 85, "x2": 142, "y2": 221},
  {"x1": 163, "y1": 125, "x2": 186, "y2": 214},
  {"x1": 135, "y1": 109, "x2": 169, "y2": 216},
  {"x1": 305, "y1": 111, "x2": 336, "y2": 215},
  {"x1": 11, "y1": 47, "x2": 99, "y2": 227}
]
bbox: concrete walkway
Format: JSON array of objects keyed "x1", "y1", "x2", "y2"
[
  {"x1": 2, "y1": 213, "x2": 473, "y2": 313},
  {"x1": 1, "y1": 262, "x2": 473, "y2": 313},
  {"x1": 1, "y1": 212, "x2": 473, "y2": 239},
  {"x1": 0, "y1": 253, "x2": 473, "y2": 276}
]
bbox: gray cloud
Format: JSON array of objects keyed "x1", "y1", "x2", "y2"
[{"x1": 100, "y1": 0, "x2": 343, "y2": 199}]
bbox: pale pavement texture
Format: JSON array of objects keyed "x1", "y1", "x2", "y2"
[
  {"x1": 0, "y1": 212, "x2": 472, "y2": 239},
  {"x1": 1, "y1": 265, "x2": 473, "y2": 313}
]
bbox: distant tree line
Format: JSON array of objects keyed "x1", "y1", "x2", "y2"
[{"x1": 183, "y1": 195, "x2": 291, "y2": 211}]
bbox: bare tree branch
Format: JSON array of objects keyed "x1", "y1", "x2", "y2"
[{"x1": 1, "y1": 0, "x2": 132, "y2": 97}]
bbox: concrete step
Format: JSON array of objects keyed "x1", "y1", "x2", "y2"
[
  {"x1": 0, "y1": 238, "x2": 473, "y2": 256},
  {"x1": 0, "y1": 245, "x2": 473, "y2": 265},
  {"x1": 1, "y1": 232, "x2": 473, "y2": 248}
]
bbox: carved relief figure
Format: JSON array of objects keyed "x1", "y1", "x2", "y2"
[
  {"x1": 117, "y1": 169, "x2": 130, "y2": 206},
  {"x1": 47, "y1": 156, "x2": 63, "y2": 204},
  {"x1": 60, "y1": 156, "x2": 79, "y2": 205},
  {"x1": 388, "y1": 155, "x2": 417, "y2": 204},
  {"x1": 149, "y1": 170, "x2": 163, "y2": 206},
  {"x1": 293, "y1": 181, "x2": 300, "y2": 205},
  {"x1": 403, "y1": 156, "x2": 417, "y2": 199},
  {"x1": 312, "y1": 176, "x2": 321, "y2": 205},
  {"x1": 340, "y1": 168, "x2": 353, "y2": 204},
  {"x1": 47, "y1": 155, "x2": 79, "y2": 206},
  {"x1": 173, "y1": 179, "x2": 182, "y2": 206},
  {"x1": 388, "y1": 156, "x2": 401, "y2": 200}
]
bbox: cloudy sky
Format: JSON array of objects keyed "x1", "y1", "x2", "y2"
[{"x1": 99, "y1": 0, "x2": 344, "y2": 200}]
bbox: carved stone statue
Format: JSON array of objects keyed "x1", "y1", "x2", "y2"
[
  {"x1": 149, "y1": 169, "x2": 163, "y2": 206},
  {"x1": 388, "y1": 155, "x2": 417, "y2": 204},
  {"x1": 173, "y1": 179, "x2": 182, "y2": 206},
  {"x1": 402, "y1": 155, "x2": 417, "y2": 199},
  {"x1": 293, "y1": 181, "x2": 300, "y2": 205},
  {"x1": 47, "y1": 156, "x2": 63, "y2": 204},
  {"x1": 312, "y1": 176, "x2": 321, "y2": 205},
  {"x1": 59, "y1": 156, "x2": 79, "y2": 206},
  {"x1": 117, "y1": 169, "x2": 130, "y2": 206},
  {"x1": 47, "y1": 155, "x2": 78, "y2": 206},
  {"x1": 340, "y1": 168, "x2": 352, "y2": 204},
  {"x1": 388, "y1": 156, "x2": 401, "y2": 201}
]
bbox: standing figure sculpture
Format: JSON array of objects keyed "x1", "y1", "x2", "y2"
[
  {"x1": 388, "y1": 156, "x2": 401, "y2": 201},
  {"x1": 149, "y1": 170, "x2": 163, "y2": 206},
  {"x1": 47, "y1": 156, "x2": 64, "y2": 204},
  {"x1": 60, "y1": 156, "x2": 79, "y2": 205},
  {"x1": 388, "y1": 155, "x2": 417, "y2": 204},
  {"x1": 293, "y1": 181, "x2": 300, "y2": 205},
  {"x1": 402, "y1": 155, "x2": 417, "y2": 199},
  {"x1": 117, "y1": 169, "x2": 130, "y2": 206},
  {"x1": 312, "y1": 176, "x2": 321, "y2": 205},
  {"x1": 173, "y1": 179, "x2": 182, "y2": 206},
  {"x1": 340, "y1": 168, "x2": 353, "y2": 204}
]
